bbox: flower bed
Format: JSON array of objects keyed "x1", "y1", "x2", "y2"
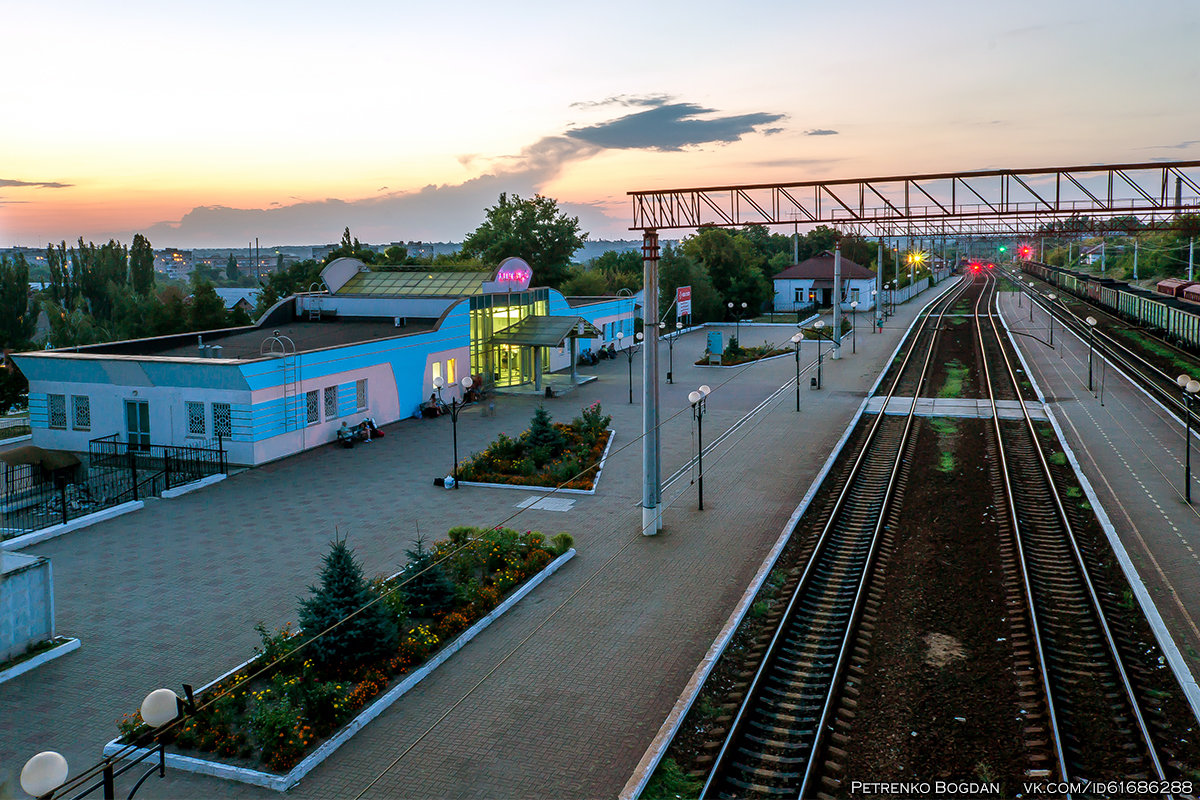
[
  {"x1": 696, "y1": 340, "x2": 791, "y2": 366},
  {"x1": 111, "y1": 527, "x2": 576, "y2": 787},
  {"x1": 457, "y1": 402, "x2": 612, "y2": 491}
]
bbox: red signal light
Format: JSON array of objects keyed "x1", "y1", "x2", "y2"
[{"x1": 971, "y1": 263, "x2": 980, "y2": 272}]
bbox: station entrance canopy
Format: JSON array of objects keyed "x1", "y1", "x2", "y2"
[
  {"x1": 628, "y1": 160, "x2": 1200, "y2": 237},
  {"x1": 489, "y1": 315, "x2": 601, "y2": 347}
]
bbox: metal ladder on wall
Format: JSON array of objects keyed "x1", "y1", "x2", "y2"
[{"x1": 260, "y1": 333, "x2": 300, "y2": 431}]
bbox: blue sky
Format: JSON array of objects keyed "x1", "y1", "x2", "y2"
[{"x1": 2, "y1": 0, "x2": 1197, "y2": 247}]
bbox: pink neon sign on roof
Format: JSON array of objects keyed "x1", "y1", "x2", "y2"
[{"x1": 493, "y1": 257, "x2": 533, "y2": 290}]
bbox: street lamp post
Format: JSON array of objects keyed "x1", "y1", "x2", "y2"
[
  {"x1": 1028, "y1": 280, "x2": 1036, "y2": 321},
  {"x1": 1177, "y1": 375, "x2": 1200, "y2": 503},
  {"x1": 850, "y1": 300, "x2": 858, "y2": 354},
  {"x1": 1046, "y1": 293, "x2": 1057, "y2": 350},
  {"x1": 791, "y1": 331, "x2": 803, "y2": 411},
  {"x1": 659, "y1": 321, "x2": 682, "y2": 383},
  {"x1": 616, "y1": 330, "x2": 643, "y2": 404},
  {"x1": 727, "y1": 301, "x2": 748, "y2": 344},
  {"x1": 688, "y1": 385, "x2": 711, "y2": 510},
  {"x1": 434, "y1": 375, "x2": 474, "y2": 488},
  {"x1": 871, "y1": 290, "x2": 878, "y2": 331},
  {"x1": 813, "y1": 319, "x2": 826, "y2": 389},
  {"x1": 1086, "y1": 316, "x2": 1098, "y2": 392}
]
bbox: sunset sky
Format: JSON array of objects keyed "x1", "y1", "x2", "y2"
[{"x1": 3, "y1": 0, "x2": 1198, "y2": 248}]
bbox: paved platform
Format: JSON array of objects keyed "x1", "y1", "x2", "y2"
[
  {"x1": 1000, "y1": 293, "x2": 1200, "y2": 678},
  {"x1": 864, "y1": 395, "x2": 1049, "y2": 420},
  {"x1": 0, "y1": 280, "x2": 957, "y2": 800}
]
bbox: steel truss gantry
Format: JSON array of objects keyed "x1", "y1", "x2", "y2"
[{"x1": 629, "y1": 160, "x2": 1200, "y2": 237}]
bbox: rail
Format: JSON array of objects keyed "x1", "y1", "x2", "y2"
[
  {"x1": 979, "y1": 272, "x2": 1169, "y2": 787},
  {"x1": 699, "y1": 274, "x2": 970, "y2": 797}
]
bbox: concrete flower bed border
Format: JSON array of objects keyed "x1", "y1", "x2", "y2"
[
  {"x1": 458, "y1": 427, "x2": 615, "y2": 496},
  {"x1": 103, "y1": 548, "x2": 577, "y2": 792}
]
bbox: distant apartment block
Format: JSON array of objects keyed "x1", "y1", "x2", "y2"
[{"x1": 154, "y1": 248, "x2": 193, "y2": 279}]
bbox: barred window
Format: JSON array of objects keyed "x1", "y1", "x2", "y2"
[
  {"x1": 356, "y1": 379, "x2": 367, "y2": 410},
  {"x1": 324, "y1": 386, "x2": 337, "y2": 420},
  {"x1": 306, "y1": 390, "x2": 319, "y2": 425},
  {"x1": 71, "y1": 395, "x2": 91, "y2": 431},
  {"x1": 186, "y1": 401, "x2": 206, "y2": 436},
  {"x1": 212, "y1": 402, "x2": 232, "y2": 438},
  {"x1": 48, "y1": 394, "x2": 67, "y2": 429}
]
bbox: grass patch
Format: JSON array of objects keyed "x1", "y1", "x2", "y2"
[
  {"x1": 928, "y1": 417, "x2": 959, "y2": 436},
  {"x1": 643, "y1": 757, "x2": 702, "y2": 800},
  {"x1": 938, "y1": 360, "x2": 969, "y2": 398},
  {"x1": 1065, "y1": 486, "x2": 1082, "y2": 499},
  {"x1": 1048, "y1": 451, "x2": 1068, "y2": 466},
  {"x1": 937, "y1": 452, "x2": 956, "y2": 473}
]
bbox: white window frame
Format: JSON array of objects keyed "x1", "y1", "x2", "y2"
[
  {"x1": 306, "y1": 390, "x2": 320, "y2": 425},
  {"x1": 356, "y1": 379, "x2": 368, "y2": 411},
  {"x1": 71, "y1": 395, "x2": 91, "y2": 431},
  {"x1": 186, "y1": 401, "x2": 207, "y2": 437},
  {"x1": 48, "y1": 394, "x2": 67, "y2": 430},
  {"x1": 212, "y1": 402, "x2": 232, "y2": 438},
  {"x1": 324, "y1": 386, "x2": 338, "y2": 420}
]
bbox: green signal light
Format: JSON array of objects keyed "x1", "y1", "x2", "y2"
[{"x1": 999, "y1": 245, "x2": 1007, "y2": 252}]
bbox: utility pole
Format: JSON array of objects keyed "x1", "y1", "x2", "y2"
[
  {"x1": 641, "y1": 231, "x2": 661, "y2": 535},
  {"x1": 1191, "y1": 237, "x2": 1195, "y2": 282},
  {"x1": 832, "y1": 244, "x2": 842, "y2": 360},
  {"x1": 1133, "y1": 238, "x2": 1139, "y2": 280}
]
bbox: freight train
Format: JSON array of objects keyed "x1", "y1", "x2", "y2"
[{"x1": 1020, "y1": 261, "x2": 1200, "y2": 352}]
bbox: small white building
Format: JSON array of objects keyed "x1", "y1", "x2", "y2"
[{"x1": 771, "y1": 252, "x2": 878, "y2": 313}]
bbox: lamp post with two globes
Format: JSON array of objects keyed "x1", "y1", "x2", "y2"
[
  {"x1": 22, "y1": 688, "x2": 184, "y2": 799},
  {"x1": 616, "y1": 330, "x2": 643, "y2": 404},
  {"x1": 659, "y1": 320, "x2": 682, "y2": 384},
  {"x1": 433, "y1": 374, "x2": 474, "y2": 488},
  {"x1": 688, "y1": 385, "x2": 711, "y2": 510}
]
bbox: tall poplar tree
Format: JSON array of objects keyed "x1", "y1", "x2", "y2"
[{"x1": 129, "y1": 234, "x2": 155, "y2": 295}]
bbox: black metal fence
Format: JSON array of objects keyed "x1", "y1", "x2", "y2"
[{"x1": 0, "y1": 435, "x2": 226, "y2": 540}]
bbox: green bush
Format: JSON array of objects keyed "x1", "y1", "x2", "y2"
[{"x1": 550, "y1": 532, "x2": 574, "y2": 556}]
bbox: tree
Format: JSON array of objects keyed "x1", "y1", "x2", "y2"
[
  {"x1": 46, "y1": 241, "x2": 76, "y2": 308},
  {"x1": 0, "y1": 253, "x2": 36, "y2": 351},
  {"x1": 400, "y1": 535, "x2": 455, "y2": 617},
  {"x1": 460, "y1": 193, "x2": 587, "y2": 288},
  {"x1": 324, "y1": 227, "x2": 378, "y2": 265},
  {"x1": 382, "y1": 245, "x2": 408, "y2": 265},
  {"x1": 558, "y1": 268, "x2": 609, "y2": 297},
  {"x1": 226, "y1": 253, "x2": 240, "y2": 282},
  {"x1": 73, "y1": 238, "x2": 128, "y2": 320},
  {"x1": 189, "y1": 277, "x2": 228, "y2": 331},
  {"x1": 298, "y1": 538, "x2": 398, "y2": 675},
  {"x1": 657, "y1": 243, "x2": 723, "y2": 323},
  {"x1": 130, "y1": 234, "x2": 155, "y2": 295},
  {"x1": 275, "y1": 252, "x2": 285, "y2": 273}
]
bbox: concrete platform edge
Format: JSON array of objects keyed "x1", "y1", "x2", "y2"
[
  {"x1": 998, "y1": 301, "x2": 1200, "y2": 723},
  {"x1": 100, "y1": 548, "x2": 577, "y2": 792},
  {"x1": 161, "y1": 473, "x2": 227, "y2": 499},
  {"x1": 0, "y1": 637, "x2": 80, "y2": 685},
  {"x1": 3, "y1": 501, "x2": 145, "y2": 552}
]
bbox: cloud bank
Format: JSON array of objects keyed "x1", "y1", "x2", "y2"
[
  {"x1": 142, "y1": 97, "x2": 788, "y2": 247},
  {"x1": 1, "y1": 178, "x2": 73, "y2": 189}
]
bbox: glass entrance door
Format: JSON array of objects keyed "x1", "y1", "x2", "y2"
[{"x1": 125, "y1": 400, "x2": 150, "y2": 451}]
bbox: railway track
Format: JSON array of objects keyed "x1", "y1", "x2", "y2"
[
  {"x1": 977, "y1": 272, "x2": 1173, "y2": 787},
  {"x1": 1011, "y1": 267, "x2": 1199, "y2": 419},
  {"x1": 698, "y1": 276, "x2": 971, "y2": 798}
]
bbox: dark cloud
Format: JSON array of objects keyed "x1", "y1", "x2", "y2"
[
  {"x1": 140, "y1": 99, "x2": 786, "y2": 246},
  {"x1": 0, "y1": 178, "x2": 73, "y2": 189},
  {"x1": 567, "y1": 102, "x2": 785, "y2": 152},
  {"x1": 569, "y1": 94, "x2": 673, "y2": 110},
  {"x1": 804, "y1": 129, "x2": 838, "y2": 136}
]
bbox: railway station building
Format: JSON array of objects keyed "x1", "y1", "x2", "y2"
[
  {"x1": 771, "y1": 251, "x2": 878, "y2": 313},
  {"x1": 13, "y1": 257, "x2": 639, "y2": 467}
]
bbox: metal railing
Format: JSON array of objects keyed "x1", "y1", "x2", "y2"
[{"x1": 0, "y1": 436, "x2": 225, "y2": 540}]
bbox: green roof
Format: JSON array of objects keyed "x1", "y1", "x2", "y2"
[{"x1": 335, "y1": 268, "x2": 492, "y2": 297}]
